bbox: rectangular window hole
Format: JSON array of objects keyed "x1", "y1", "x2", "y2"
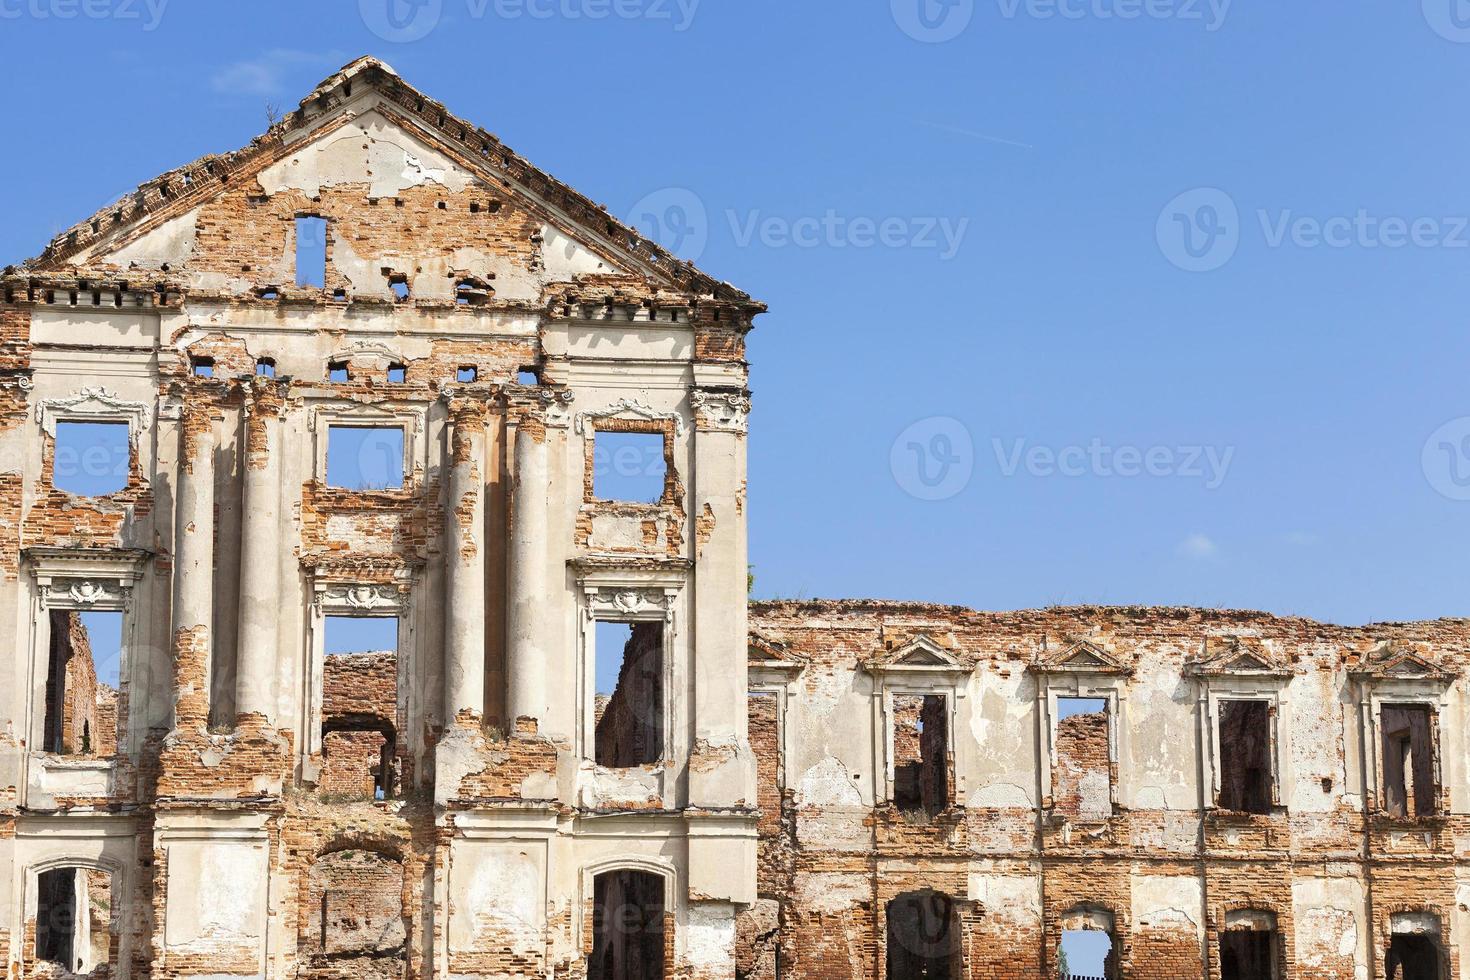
[
  {"x1": 36, "y1": 867, "x2": 114, "y2": 973},
  {"x1": 387, "y1": 363, "x2": 407, "y2": 384},
  {"x1": 328, "y1": 361, "x2": 350, "y2": 383},
  {"x1": 44, "y1": 609, "x2": 121, "y2": 756},
  {"x1": 456, "y1": 365, "x2": 478, "y2": 383},
  {"x1": 593, "y1": 430, "x2": 666, "y2": 504},
  {"x1": 893, "y1": 694, "x2": 948, "y2": 819},
  {"x1": 321, "y1": 616, "x2": 398, "y2": 800},
  {"x1": 326, "y1": 425, "x2": 405, "y2": 490},
  {"x1": 517, "y1": 367, "x2": 540, "y2": 386},
  {"x1": 295, "y1": 216, "x2": 327, "y2": 288},
  {"x1": 1382, "y1": 704, "x2": 1436, "y2": 818},
  {"x1": 1219, "y1": 700, "x2": 1273, "y2": 814},
  {"x1": 1055, "y1": 698, "x2": 1111, "y2": 820},
  {"x1": 594, "y1": 620, "x2": 663, "y2": 768},
  {"x1": 53, "y1": 421, "x2": 130, "y2": 497},
  {"x1": 256, "y1": 357, "x2": 276, "y2": 377}
]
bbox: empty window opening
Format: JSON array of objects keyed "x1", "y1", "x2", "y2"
[
  {"x1": 1220, "y1": 912, "x2": 1279, "y2": 980},
  {"x1": 386, "y1": 363, "x2": 407, "y2": 384},
  {"x1": 53, "y1": 421, "x2": 130, "y2": 497},
  {"x1": 326, "y1": 425, "x2": 405, "y2": 491},
  {"x1": 35, "y1": 867, "x2": 113, "y2": 975},
  {"x1": 594, "y1": 621, "x2": 663, "y2": 768},
  {"x1": 257, "y1": 286, "x2": 280, "y2": 301},
  {"x1": 43, "y1": 610, "x2": 121, "y2": 757},
  {"x1": 1060, "y1": 906, "x2": 1117, "y2": 980},
  {"x1": 295, "y1": 216, "x2": 328, "y2": 288},
  {"x1": 1218, "y1": 700, "x2": 1273, "y2": 814},
  {"x1": 1382, "y1": 704, "x2": 1437, "y2": 818},
  {"x1": 456, "y1": 365, "x2": 478, "y2": 383},
  {"x1": 328, "y1": 361, "x2": 350, "y2": 382},
  {"x1": 1388, "y1": 935, "x2": 1442, "y2": 980},
  {"x1": 517, "y1": 367, "x2": 541, "y2": 386},
  {"x1": 589, "y1": 870, "x2": 665, "y2": 980},
  {"x1": 190, "y1": 356, "x2": 214, "y2": 378},
  {"x1": 892, "y1": 694, "x2": 949, "y2": 819},
  {"x1": 593, "y1": 430, "x2": 667, "y2": 504},
  {"x1": 1055, "y1": 698, "x2": 1111, "y2": 821},
  {"x1": 306, "y1": 849, "x2": 407, "y2": 967},
  {"x1": 886, "y1": 890, "x2": 959, "y2": 980},
  {"x1": 321, "y1": 616, "x2": 399, "y2": 800},
  {"x1": 255, "y1": 357, "x2": 276, "y2": 377},
  {"x1": 387, "y1": 274, "x2": 410, "y2": 301}
]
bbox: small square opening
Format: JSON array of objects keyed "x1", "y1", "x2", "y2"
[
  {"x1": 387, "y1": 363, "x2": 407, "y2": 384},
  {"x1": 190, "y1": 356, "x2": 214, "y2": 378},
  {"x1": 594, "y1": 620, "x2": 663, "y2": 768},
  {"x1": 53, "y1": 422, "x2": 130, "y2": 497},
  {"x1": 592, "y1": 430, "x2": 667, "y2": 503},
  {"x1": 456, "y1": 365, "x2": 478, "y2": 383},
  {"x1": 328, "y1": 361, "x2": 350, "y2": 383},
  {"x1": 256, "y1": 357, "x2": 277, "y2": 378},
  {"x1": 326, "y1": 425, "x2": 405, "y2": 491}
]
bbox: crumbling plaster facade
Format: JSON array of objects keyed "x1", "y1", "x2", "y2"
[{"x1": 0, "y1": 54, "x2": 1463, "y2": 980}]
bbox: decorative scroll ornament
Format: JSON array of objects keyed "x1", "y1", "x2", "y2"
[
  {"x1": 318, "y1": 585, "x2": 401, "y2": 611},
  {"x1": 37, "y1": 387, "x2": 151, "y2": 436},
  {"x1": 69, "y1": 580, "x2": 117, "y2": 605},
  {"x1": 690, "y1": 389, "x2": 752, "y2": 433},
  {"x1": 592, "y1": 587, "x2": 670, "y2": 617},
  {"x1": 574, "y1": 399, "x2": 685, "y2": 437},
  {"x1": 539, "y1": 388, "x2": 577, "y2": 428}
]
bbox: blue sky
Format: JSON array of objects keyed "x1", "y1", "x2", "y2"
[{"x1": 4, "y1": 2, "x2": 1470, "y2": 625}]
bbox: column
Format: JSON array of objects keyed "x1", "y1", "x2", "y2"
[
  {"x1": 505, "y1": 412, "x2": 548, "y2": 731},
  {"x1": 234, "y1": 386, "x2": 281, "y2": 725},
  {"x1": 172, "y1": 401, "x2": 216, "y2": 731},
  {"x1": 444, "y1": 401, "x2": 487, "y2": 723}
]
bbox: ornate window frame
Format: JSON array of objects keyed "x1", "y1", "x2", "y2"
[
  {"x1": 862, "y1": 635, "x2": 971, "y2": 806},
  {"x1": 575, "y1": 856, "x2": 679, "y2": 953},
  {"x1": 1349, "y1": 642, "x2": 1453, "y2": 819},
  {"x1": 748, "y1": 632, "x2": 809, "y2": 800},
  {"x1": 23, "y1": 548, "x2": 149, "y2": 759},
  {"x1": 302, "y1": 576, "x2": 411, "y2": 766},
  {"x1": 574, "y1": 566, "x2": 685, "y2": 768},
  {"x1": 307, "y1": 398, "x2": 427, "y2": 491},
  {"x1": 36, "y1": 388, "x2": 152, "y2": 496},
  {"x1": 1028, "y1": 636, "x2": 1132, "y2": 815},
  {"x1": 1186, "y1": 636, "x2": 1293, "y2": 813}
]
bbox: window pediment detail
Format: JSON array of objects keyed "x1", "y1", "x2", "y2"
[
  {"x1": 1186, "y1": 636, "x2": 1290, "y2": 679},
  {"x1": 1350, "y1": 641, "x2": 1452, "y2": 685},
  {"x1": 1030, "y1": 635, "x2": 1130, "y2": 676}
]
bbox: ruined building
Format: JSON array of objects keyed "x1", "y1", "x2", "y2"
[{"x1": 0, "y1": 56, "x2": 1463, "y2": 980}]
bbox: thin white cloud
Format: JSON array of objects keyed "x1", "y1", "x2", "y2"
[
  {"x1": 913, "y1": 119, "x2": 1035, "y2": 150},
  {"x1": 210, "y1": 49, "x2": 343, "y2": 97},
  {"x1": 1178, "y1": 533, "x2": 1218, "y2": 559}
]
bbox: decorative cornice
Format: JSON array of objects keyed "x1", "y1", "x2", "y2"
[
  {"x1": 36, "y1": 387, "x2": 151, "y2": 436},
  {"x1": 1185, "y1": 636, "x2": 1291, "y2": 679},
  {"x1": 574, "y1": 398, "x2": 685, "y2": 437},
  {"x1": 1029, "y1": 635, "x2": 1131, "y2": 677}
]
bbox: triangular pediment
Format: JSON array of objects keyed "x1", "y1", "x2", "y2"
[
  {"x1": 865, "y1": 634, "x2": 968, "y2": 676},
  {"x1": 17, "y1": 57, "x2": 758, "y2": 311},
  {"x1": 748, "y1": 632, "x2": 807, "y2": 676},
  {"x1": 1187, "y1": 636, "x2": 1289, "y2": 678},
  {"x1": 1030, "y1": 635, "x2": 1130, "y2": 676},
  {"x1": 1351, "y1": 641, "x2": 1452, "y2": 683}
]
